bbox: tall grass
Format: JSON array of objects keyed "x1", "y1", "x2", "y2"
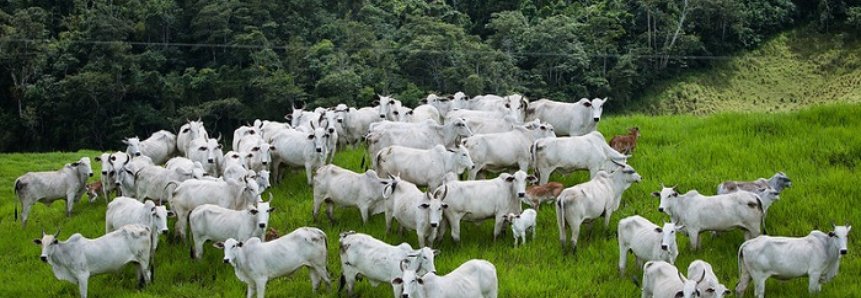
[{"x1": 0, "y1": 104, "x2": 859, "y2": 297}]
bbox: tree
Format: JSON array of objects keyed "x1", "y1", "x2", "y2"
[{"x1": 0, "y1": 7, "x2": 53, "y2": 118}]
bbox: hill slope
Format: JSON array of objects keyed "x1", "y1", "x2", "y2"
[{"x1": 631, "y1": 28, "x2": 861, "y2": 115}]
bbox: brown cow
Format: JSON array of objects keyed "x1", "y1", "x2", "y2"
[
  {"x1": 523, "y1": 182, "x2": 564, "y2": 211},
  {"x1": 85, "y1": 181, "x2": 104, "y2": 203},
  {"x1": 609, "y1": 127, "x2": 640, "y2": 155}
]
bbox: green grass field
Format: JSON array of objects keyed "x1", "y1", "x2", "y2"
[{"x1": 1, "y1": 104, "x2": 859, "y2": 297}]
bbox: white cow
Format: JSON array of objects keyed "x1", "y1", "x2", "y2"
[
  {"x1": 532, "y1": 130, "x2": 629, "y2": 185},
  {"x1": 393, "y1": 259, "x2": 498, "y2": 298},
  {"x1": 401, "y1": 104, "x2": 441, "y2": 124},
  {"x1": 123, "y1": 130, "x2": 177, "y2": 165},
  {"x1": 215, "y1": 228, "x2": 331, "y2": 297},
  {"x1": 424, "y1": 93, "x2": 454, "y2": 118},
  {"x1": 105, "y1": 197, "x2": 175, "y2": 253},
  {"x1": 189, "y1": 199, "x2": 273, "y2": 259},
  {"x1": 14, "y1": 157, "x2": 93, "y2": 228},
  {"x1": 717, "y1": 172, "x2": 792, "y2": 195},
  {"x1": 641, "y1": 260, "x2": 704, "y2": 298},
  {"x1": 338, "y1": 231, "x2": 438, "y2": 297},
  {"x1": 187, "y1": 137, "x2": 225, "y2": 178},
  {"x1": 237, "y1": 134, "x2": 274, "y2": 173},
  {"x1": 312, "y1": 165, "x2": 392, "y2": 224},
  {"x1": 232, "y1": 125, "x2": 261, "y2": 151},
  {"x1": 222, "y1": 151, "x2": 251, "y2": 181},
  {"x1": 33, "y1": 225, "x2": 153, "y2": 298},
  {"x1": 736, "y1": 223, "x2": 851, "y2": 298},
  {"x1": 505, "y1": 208, "x2": 537, "y2": 248},
  {"x1": 365, "y1": 118, "x2": 474, "y2": 168},
  {"x1": 468, "y1": 94, "x2": 529, "y2": 122},
  {"x1": 687, "y1": 260, "x2": 731, "y2": 298},
  {"x1": 286, "y1": 105, "x2": 321, "y2": 129},
  {"x1": 446, "y1": 108, "x2": 517, "y2": 124},
  {"x1": 526, "y1": 97, "x2": 607, "y2": 136},
  {"x1": 168, "y1": 176, "x2": 262, "y2": 240},
  {"x1": 618, "y1": 215, "x2": 682, "y2": 275},
  {"x1": 377, "y1": 95, "x2": 403, "y2": 121},
  {"x1": 258, "y1": 120, "x2": 292, "y2": 143},
  {"x1": 335, "y1": 106, "x2": 380, "y2": 148},
  {"x1": 653, "y1": 186, "x2": 764, "y2": 250},
  {"x1": 376, "y1": 145, "x2": 474, "y2": 191},
  {"x1": 93, "y1": 153, "x2": 117, "y2": 201},
  {"x1": 555, "y1": 162, "x2": 641, "y2": 254},
  {"x1": 460, "y1": 115, "x2": 521, "y2": 135},
  {"x1": 383, "y1": 176, "x2": 447, "y2": 248},
  {"x1": 318, "y1": 111, "x2": 340, "y2": 163},
  {"x1": 112, "y1": 153, "x2": 154, "y2": 197},
  {"x1": 441, "y1": 171, "x2": 535, "y2": 242},
  {"x1": 463, "y1": 123, "x2": 555, "y2": 180},
  {"x1": 177, "y1": 119, "x2": 209, "y2": 156},
  {"x1": 269, "y1": 125, "x2": 329, "y2": 185},
  {"x1": 134, "y1": 165, "x2": 194, "y2": 204}
]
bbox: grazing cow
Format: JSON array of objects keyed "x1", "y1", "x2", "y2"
[
  {"x1": 93, "y1": 153, "x2": 117, "y2": 200},
  {"x1": 609, "y1": 127, "x2": 641, "y2": 155},
  {"x1": 532, "y1": 130, "x2": 629, "y2": 185},
  {"x1": 232, "y1": 125, "x2": 260, "y2": 151},
  {"x1": 237, "y1": 134, "x2": 274, "y2": 173},
  {"x1": 215, "y1": 227, "x2": 331, "y2": 297},
  {"x1": 555, "y1": 162, "x2": 641, "y2": 254},
  {"x1": 523, "y1": 182, "x2": 564, "y2": 211},
  {"x1": 653, "y1": 186, "x2": 764, "y2": 250},
  {"x1": 526, "y1": 97, "x2": 607, "y2": 137},
  {"x1": 123, "y1": 130, "x2": 177, "y2": 165},
  {"x1": 269, "y1": 125, "x2": 330, "y2": 185},
  {"x1": 392, "y1": 259, "x2": 498, "y2": 298},
  {"x1": 168, "y1": 176, "x2": 262, "y2": 240},
  {"x1": 189, "y1": 199, "x2": 274, "y2": 259},
  {"x1": 462, "y1": 123, "x2": 555, "y2": 180},
  {"x1": 106, "y1": 197, "x2": 175, "y2": 253},
  {"x1": 617, "y1": 216, "x2": 682, "y2": 276},
  {"x1": 384, "y1": 176, "x2": 447, "y2": 248},
  {"x1": 366, "y1": 118, "x2": 474, "y2": 168},
  {"x1": 187, "y1": 136, "x2": 225, "y2": 178},
  {"x1": 14, "y1": 157, "x2": 93, "y2": 229},
  {"x1": 338, "y1": 231, "x2": 439, "y2": 297},
  {"x1": 312, "y1": 165, "x2": 392, "y2": 224},
  {"x1": 33, "y1": 225, "x2": 153, "y2": 298},
  {"x1": 641, "y1": 260, "x2": 704, "y2": 298},
  {"x1": 441, "y1": 171, "x2": 536, "y2": 242},
  {"x1": 717, "y1": 172, "x2": 792, "y2": 195},
  {"x1": 177, "y1": 119, "x2": 209, "y2": 156},
  {"x1": 687, "y1": 260, "x2": 731, "y2": 298},
  {"x1": 505, "y1": 208, "x2": 537, "y2": 248},
  {"x1": 134, "y1": 165, "x2": 194, "y2": 204},
  {"x1": 736, "y1": 222, "x2": 851, "y2": 298},
  {"x1": 376, "y1": 145, "x2": 474, "y2": 191}
]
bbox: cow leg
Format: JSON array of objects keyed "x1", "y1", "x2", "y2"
[
  {"x1": 173, "y1": 210, "x2": 187, "y2": 243},
  {"x1": 753, "y1": 274, "x2": 767, "y2": 298},
  {"x1": 246, "y1": 282, "x2": 256, "y2": 298},
  {"x1": 359, "y1": 206, "x2": 370, "y2": 224},
  {"x1": 192, "y1": 235, "x2": 205, "y2": 259},
  {"x1": 326, "y1": 202, "x2": 336, "y2": 224},
  {"x1": 77, "y1": 274, "x2": 89, "y2": 298},
  {"x1": 311, "y1": 264, "x2": 330, "y2": 291},
  {"x1": 808, "y1": 273, "x2": 822, "y2": 293},
  {"x1": 468, "y1": 166, "x2": 479, "y2": 180},
  {"x1": 66, "y1": 192, "x2": 75, "y2": 217},
  {"x1": 689, "y1": 230, "x2": 700, "y2": 251},
  {"x1": 312, "y1": 195, "x2": 324, "y2": 222},
  {"x1": 618, "y1": 242, "x2": 628, "y2": 276},
  {"x1": 305, "y1": 164, "x2": 314, "y2": 185},
  {"x1": 21, "y1": 199, "x2": 35, "y2": 229},
  {"x1": 417, "y1": 228, "x2": 427, "y2": 248},
  {"x1": 448, "y1": 216, "x2": 463, "y2": 243},
  {"x1": 531, "y1": 225, "x2": 536, "y2": 240},
  {"x1": 556, "y1": 207, "x2": 567, "y2": 252},
  {"x1": 513, "y1": 230, "x2": 518, "y2": 248},
  {"x1": 385, "y1": 212, "x2": 393, "y2": 234},
  {"x1": 492, "y1": 217, "x2": 505, "y2": 241},
  {"x1": 570, "y1": 222, "x2": 581, "y2": 255},
  {"x1": 254, "y1": 279, "x2": 268, "y2": 298}
]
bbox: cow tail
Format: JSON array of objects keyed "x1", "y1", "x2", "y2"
[
  {"x1": 360, "y1": 154, "x2": 366, "y2": 170},
  {"x1": 187, "y1": 209, "x2": 194, "y2": 258},
  {"x1": 14, "y1": 178, "x2": 22, "y2": 221},
  {"x1": 737, "y1": 242, "x2": 749, "y2": 294},
  {"x1": 530, "y1": 140, "x2": 540, "y2": 178},
  {"x1": 339, "y1": 274, "x2": 346, "y2": 292},
  {"x1": 752, "y1": 195, "x2": 766, "y2": 235},
  {"x1": 555, "y1": 194, "x2": 566, "y2": 237}
]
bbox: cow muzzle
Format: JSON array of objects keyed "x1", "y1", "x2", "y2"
[
  {"x1": 207, "y1": 158, "x2": 214, "y2": 163},
  {"x1": 402, "y1": 294, "x2": 409, "y2": 298},
  {"x1": 430, "y1": 223, "x2": 438, "y2": 228},
  {"x1": 40, "y1": 256, "x2": 48, "y2": 263},
  {"x1": 380, "y1": 115, "x2": 386, "y2": 119},
  {"x1": 89, "y1": 173, "x2": 94, "y2": 177},
  {"x1": 135, "y1": 152, "x2": 142, "y2": 157},
  {"x1": 661, "y1": 244, "x2": 668, "y2": 250},
  {"x1": 161, "y1": 229, "x2": 169, "y2": 234},
  {"x1": 262, "y1": 162, "x2": 268, "y2": 166},
  {"x1": 102, "y1": 171, "x2": 108, "y2": 175},
  {"x1": 223, "y1": 259, "x2": 230, "y2": 264},
  {"x1": 593, "y1": 117, "x2": 600, "y2": 122},
  {"x1": 657, "y1": 207, "x2": 664, "y2": 213},
  {"x1": 840, "y1": 249, "x2": 848, "y2": 255},
  {"x1": 518, "y1": 192, "x2": 525, "y2": 198},
  {"x1": 258, "y1": 223, "x2": 266, "y2": 228},
  {"x1": 316, "y1": 148, "x2": 322, "y2": 153}
]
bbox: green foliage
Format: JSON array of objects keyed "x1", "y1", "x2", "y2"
[{"x1": 0, "y1": 105, "x2": 860, "y2": 297}]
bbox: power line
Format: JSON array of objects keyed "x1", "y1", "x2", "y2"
[{"x1": 3, "y1": 38, "x2": 786, "y2": 61}]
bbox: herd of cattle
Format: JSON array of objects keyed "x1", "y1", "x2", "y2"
[{"x1": 12, "y1": 92, "x2": 851, "y2": 298}]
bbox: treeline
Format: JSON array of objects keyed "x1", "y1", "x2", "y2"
[{"x1": 1, "y1": 0, "x2": 858, "y2": 152}]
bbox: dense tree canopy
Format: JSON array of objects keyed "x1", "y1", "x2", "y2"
[{"x1": 0, "y1": 0, "x2": 855, "y2": 152}]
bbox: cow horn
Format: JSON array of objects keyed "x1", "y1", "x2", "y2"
[
  {"x1": 677, "y1": 272, "x2": 685, "y2": 283},
  {"x1": 832, "y1": 220, "x2": 836, "y2": 229},
  {"x1": 661, "y1": 183, "x2": 666, "y2": 189},
  {"x1": 41, "y1": 228, "x2": 46, "y2": 237},
  {"x1": 268, "y1": 193, "x2": 274, "y2": 203},
  {"x1": 197, "y1": 117, "x2": 201, "y2": 122},
  {"x1": 440, "y1": 184, "x2": 448, "y2": 200},
  {"x1": 671, "y1": 184, "x2": 678, "y2": 190},
  {"x1": 697, "y1": 270, "x2": 706, "y2": 284},
  {"x1": 400, "y1": 259, "x2": 409, "y2": 271},
  {"x1": 53, "y1": 228, "x2": 61, "y2": 238},
  {"x1": 300, "y1": 102, "x2": 306, "y2": 110},
  {"x1": 216, "y1": 133, "x2": 223, "y2": 142}
]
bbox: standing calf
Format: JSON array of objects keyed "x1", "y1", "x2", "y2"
[
  {"x1": 522, "y1": 182, "x2": 564, "y2": 211},
  {"x1": 505, "y1": 208, "x2": 536, "y2": 248},
  {"x1": 15, "y1": 157, "x2": 93, "y2": 229},
  {"x1": 609, "y1": 127, "x2": 640, "y2": 155}
]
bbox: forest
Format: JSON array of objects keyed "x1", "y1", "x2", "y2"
[{"x1": 1, "y1": 0, "x2": 860, "y2": 151}]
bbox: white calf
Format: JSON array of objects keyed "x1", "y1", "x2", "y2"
[{"x1": 505, "y1": 208, "x2": 536, "y2": 247}]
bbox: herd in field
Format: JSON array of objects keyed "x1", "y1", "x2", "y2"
[{"x1": 13, "y1": 92, "x2": 851, "y2": 298}]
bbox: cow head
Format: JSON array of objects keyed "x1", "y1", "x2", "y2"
[
  {"x1": 256, "y1": 170, "x2": 271, "y2": 191},
  {"x1": 657, "y1": 221, "x2": 683, "y2": 257},
  {"x1": 250, "y1": 194, "x2": 275, "y2": 229},
  {"x1": 451, "y1": 145, "x2": 475, "y2": 172},
  {"x1": 502, "y1": 171, "x2": 537, "y2": 199},
  {"x1": 109, "y1": 152, "x2": 131, "y2": 186},
  {"x1": 771, "y1": 172, "x2": 792, "y2": 191},
  {"x1": 377, "y1": 95, "x2": 402, "y2": 120},
  {"x1": 528, "y1": 121, "x2": 556, "y2": 140},
  {"x1": 653, "y1": 184, "x2": 679, "y2": 214},
  {"x1": 201, "y1": 137, "x2": 224, "y2": 164},
  {"x1": 146, "y1": 200, "x2": 175, "y2": 235},
  {"x1": 73, "y1": 157, "x2": 94, "y2": 178},
  {"x1": 95, "y1": 153, "x2": 112, "y2": 176},
  {"x1": 123, "y1": 137, "x2": 143, "y2": 157},
  {"x1": 587, "y1": 97, "x2": 607, "y2": 122},
  {"x1": 286, "y1": 103, "x2": 307, "y2": 127},
  {"x1": 829, "y1": 220, "x2": 851, "y2": 255},
  {"x1": 307, "y1": 125, "x2": 330, "y2": 155},
  {"x1": 676, "y1": 271, "x2": 704, "y2": 298},
  {"x1": 450, "y1": 118, "x2": 474, "y2": 138},
  {"x1": 704, "y1": 284, "x2": 732, "y2": 298},
  {"x1": 214, "y1": 238, "x2": 242, "y2": 265},
  {"x1": 33, "y1": 228, "x2": 61, "y2": 263},
  {"x1": 421, "y1": 187, "x2": 449, "y2": 229},
  {"x1": 392, "y1": 259, "x2": 431, "y2": 298},
  {"x1": 610, "y1": 160, "x2": 641, "y2": 186},
  {"x1": 182, "y1": 119, "x2": 209, "y2": 142}
]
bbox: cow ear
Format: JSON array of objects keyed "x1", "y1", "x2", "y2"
[
  {"x1": 94, "y1": 156, "x2": 102, "y2": 162},
  {"x1": 372, "y1": 100, "x2": 380, "y2": 106},
  {"x1": 527, "y1": 176, "x2": 538, "y2": 184},
  {"x1": 504, "y1": 103, "x2": 511, "y2": 108},
  {"x1": 270, "y1": 145, "x2": 276, "y2": 151},
  {"x1": 252, "y1": 147, "x2": 260, "y2": 152},
  {"x1": 217, "y1": 144, "x2": 223, "y2": 150},
  {"x1": 33, "y1": 239, "x2": 42, "y2": 245},
  {"x1": 432, "y1": 249, "x2": 441, "y2": 256},
  {"x1": 419, "y1": 203, "x2": 430, "y2": 209},
  {"x1": 706, "y1": 288, "x2": 715, "y2": 293},
  {"x1": 214, "y1": 242, "x2": 224, "y2": 249},
  {"x1": 71, "y1": 162, "x2": 81, "y2": 167},
  {"x1": 268, "y1": 208, "x2": 276, "y2": 213},
  {"x1": 582, "y1": 101, "x2": 592, "y2": 107},
  {"x1": 724, "y1": 289, "x2": 732, "y2": 296},
  {"x1": 237, "y1": 242, "x2": 243, "y2": 247},
  {"x1": 651, "y1": 191, "x2": 660, "y2": 198},
  {"x1": 391, "y1": 278, "x2": 403, "y2": 285},
  {"x1": 829, "y1": 231, "x2": 836, "y2": 237},
  {"x1": 307, "y1": 134, "x2": 315, "y2": 139},
  {"x1": 654, "y1": 227, "x2": 663, "y2": 233},
  {"x1": 505, "y1": 176, "x2": 515, "y2": 182},
  {"x1": 673, "y1": 291, "x2": 684, "y2": 298},
  {"x1": 516, "y1": 215, "x2": 521, "y2": 218},
  {"x1": 249, "y1": 209, "x2": 259, "y2": 215},
  {"x1": 167, "y1": 211, "x2": 176, "y2": 217},
  {"x1": 417, "y1": 278, "x2": 424, "y2": 285},
  {"x1": 122, "y1": 139, "x2": 129, "y2": 145}
]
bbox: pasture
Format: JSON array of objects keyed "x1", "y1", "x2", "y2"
[{"x1": 1, "y1": 103, "x2": 859, "y2": 297}]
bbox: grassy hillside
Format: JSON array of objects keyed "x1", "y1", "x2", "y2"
[
  {"x1": 1, "y1": 104, "x2": 860, "y2": 297},
  {"x1": 630, "y1": 28, "x2": 861, "y2": 115}
]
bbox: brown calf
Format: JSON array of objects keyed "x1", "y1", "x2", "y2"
[
  {"x1": 85, "y1": 181, "x2": 104, "y2": 203},
  {"x1": 523, "y1": 182, "x2": 564, "y2": 211},
  {"x1": 265, "y1": 227, "x2": 281, "y2": 241},
  {"x1": 609, "y1": 127, "x2": 641, "y2": 155}
]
